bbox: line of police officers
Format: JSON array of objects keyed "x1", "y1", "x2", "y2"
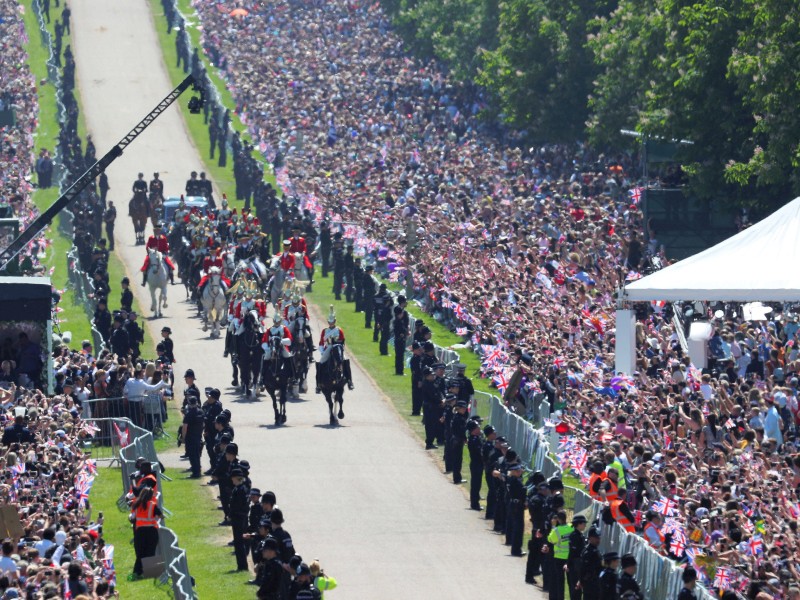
[{"x1": 179, "y1": 373, "x2": 326, "y2": 599}]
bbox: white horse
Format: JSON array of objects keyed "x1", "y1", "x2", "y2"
[
  {"x1": 145, "y1": 248, "x2": 169, "y2": 317},
  {"x1": 266, "y1": 254, "x2": 309, "y2": 307},
  {"x1": 201, "y1": 267, "x2": 227, "y2": 338},
  {"x1": 222, "y1": 250, "x2": 236, "y2": 280}
]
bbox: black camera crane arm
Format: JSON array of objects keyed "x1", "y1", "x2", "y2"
[{"x1": 0, "y1": 74, "x2": 197, "y2": 272}]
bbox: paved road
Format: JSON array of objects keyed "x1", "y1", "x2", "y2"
[{"x1": 69, "y1": 1, "x2": 544, "y2": 597}]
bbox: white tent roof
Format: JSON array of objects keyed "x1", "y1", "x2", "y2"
[{"x1": 623, "y1": 196, "x2": 800, "y2": 302}]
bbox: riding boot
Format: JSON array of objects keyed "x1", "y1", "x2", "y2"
[
  {"x1": 169, "y1": 268, "x2": 175, "y2": 285},
  {"x1": 343, "y1": 359, "x2": 354, "y2": 390},
  {"x1": 315, "y1": 364, "x2": 321, "y2": 394},
  {"x1": 141, "y1": 271, "x2": 147, "y2": 287}
]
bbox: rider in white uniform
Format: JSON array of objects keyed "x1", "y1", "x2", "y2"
[
  {"x1": 261, "y1": 313, "x2": 293, "y2": 360},
  {"x1": 284, "y1": 295, "x2": 315, "y2": 359}
]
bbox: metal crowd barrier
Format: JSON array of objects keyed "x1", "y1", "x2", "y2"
[{"x1": 158, "y1": 526, "x2": 196, "y2": 600}]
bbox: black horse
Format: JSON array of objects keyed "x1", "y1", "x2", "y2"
[
  {"x1": 261, "y1": 333, "x2": 289, "y2": 425},
  {"x1": 318, "y1": 343, "x2": 346, "y2": 426},
  {"x1": 234, "y1": 310, "x2": 263, "y2": 399},
  {"x1": 289, "y1": 317, "x2": 310, "y2": 397}
]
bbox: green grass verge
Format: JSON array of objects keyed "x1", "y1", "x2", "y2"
[
  {"x1": 148, "y1": 0, "x2": 279, "y2": 202},
  {"x1": 91, "y1": 462, "x2": 249, "y2": 599},
  {"x1": 22, "y1": 0, "x2": 142, "y2": 345}
]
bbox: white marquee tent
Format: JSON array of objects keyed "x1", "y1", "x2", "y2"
[
  {"x1": 614, "y1": 196, "x2": 800, "y2": 374},
  {"x1": 622, "y1": 196, "x2": 800, "y2": 302}
]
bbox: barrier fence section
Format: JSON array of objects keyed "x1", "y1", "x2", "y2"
[{"x1": 92, "y1": 416, "x2": 196, "y2": 598}]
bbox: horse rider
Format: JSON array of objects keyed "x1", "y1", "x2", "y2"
[
  {"x1": 315, "y1": 307, "x2": 354, "y2": 393},
  {"x1": 261, "y1": 313, "x2": 294, "y2": 370},
  {"x1": 198, "y1": 248, "x2": 231, "y2": 295},
  {"x1": 149, "y1": 172, "x2": 164, "y2": 202},
  {"x1": 276, "y1": 239, "x2": 296, "y2": 273},
  {"x1": 232, "y1": 287, "x2": 257, "y2": 335},
  {"x1": 283, "y1": 294, "x2": 315, "y2": 360},
  {"x1": 217, "y1": 195, "x2": 233, "y2": 240},
  {"x1": 141, "y1": 222, "x2": 176, "y2": 286},
  {"x1": 132, "y1": 172, "x2": 147, "y2": 195},
  {"x1": 288, "y1": 224, "x2": 314, "y2": 272}
]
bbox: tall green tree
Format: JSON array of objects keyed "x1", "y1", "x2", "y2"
[{"x1": 478, "y1": 0, "x2": 614, "y2": 141}]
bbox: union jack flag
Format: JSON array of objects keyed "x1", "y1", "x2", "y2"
[
  {"x1": 652, "y1": 496, "x2": 678, "y2": 517},
  {"x1": 669, "y1": 535, "x2": 686, "y2": 556},
  {"x1": 714, "y1": 567, "x2": 732, "y2": 590},
  {"x1": 455, "y1": 327, "x2": 468, "y2": 336},
  {"x1": 629, "y1": 187, "x2": 643, "y2": 205},
  {"x1": 748, "y1": 535, "x2": 763, "y2": 556},
  {"x1": 684, "y1": 547, "x2": 702, "y2": 565},
  {"x1": 492, "y1": 372, "x2": 510, "y2": 394}
]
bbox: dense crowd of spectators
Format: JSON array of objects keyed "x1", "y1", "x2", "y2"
[{"x1": 184, "y1": 0, "x2": 800, "y2": 596}]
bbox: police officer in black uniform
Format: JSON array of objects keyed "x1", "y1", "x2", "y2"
[
  {"x1": 526, "y1": 480, "x2": 551, "y2": 584},
  {"x1": 492, "y1": 445, "x2": 514, "y2": 535},
  {"x1": 451, "y1": 363, "x2": 475, "y2": 408},
  {"x1": 202, "y1": 388, "x2": 223, "y2": 471},
  {"x1": 269, "y1": 508, "x2": 295, "y2": 598},
  {"x1": 567, "y1": 515, "x2": 588, "y2": 600},
  {"x1": 580, "y1": 526, "x2": 603, "y2": 600},
  {"x1": 441, "y1": 393, "x2": 457, "y2": 472},
  {"x1": 257, "y1": 537, "x2": 283, "y2": 600},
  {"x1": 617, "y1": 554, "x2": 642, "y2": 599},
  {"x1": 331, "y1": 234, "x2": 345, "y2": 300},
  {"x1": 352, "y1": 257, "x2": 364, "y2": 310},
  {"x1": 181, "y1": 394, "x2": 205, "y2": 478},
  {"x1": 409, "y1": 342, "x2": 424, "y2": 416},
  {"x1": 319, "y1": 221, "x2": 332, "y2": 277},
  {"x1": 229, "y1": 467, "x2": 251, "y2": 571},
  {"x1": 216, "y1": 442, "x2": 241, "y2": 526},
  {"x1": 124, "y1": 311, "x2": 144, "y2": 361},
  {"x1": 482, "y1": 425, "x2": 499, "y2": 519},
  {"x1": 449, "y1": 399, "x2": 469, "y2": 483},
  {"x1": 420, "y1": 366, "x2": 443, "y2": 449},
  {"x1": 371, "y1": 283, "x2": 390, "y2": 341},
  {"x1": 378, "y1": 293, "x2": 395, "y2": 356},
  {"x1": 361, "y1": 265, "x2": 375, "y2": 322},
  {"x1": 497, "y1": 459, "x2": 525, "y2": 556},
  {"x1": 599, "y1": 552, "x2": 620, "y2": 600},
  {"x1": 467, "y1": 420, "x2": 483, "y2": 510},
  {"x1": 343, "y1": 244, "x2": 355, "y2": 301},
  {"x1": 392, "y1": 296, "x2": 410, "y2": 375}
]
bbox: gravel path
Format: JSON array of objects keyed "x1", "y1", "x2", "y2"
[{"x1": 68, "y1": 1, "x2": 544, "y2": 596}]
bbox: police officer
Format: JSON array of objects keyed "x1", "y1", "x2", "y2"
[
  {"x1": 526, "y1": 480, "x2": 551, "y2": 584},
  {"x1": 441, "y1": 392, "x2": 457, "y2": 473},
  {"x1": 599, "y1": 552, "x2": 620, "y2": 600},
  {"x1": 352, "y1": 257, "x2": 364, "y2": 311},
  {"x1": 246, "y1": 487, "x2": 263, "y2": 554},
  {"x1": 392, "y1": 296, "x2": 410, "y2": 375},
  {"x1": 181, "y1": 394, "x2": 205, "y2": 478},
  {"x1": 182, "y1": 369, "x2": 200, "y2": 410},
  {"x1": 580, "y1": 527, "x2": 603, "y2": 600},
  {"x1": 503, "y1": 461, "x2": 527, "y2": 556},
  {"x1": 567, "y1": 515, "x2": 588, "y2": 600},
  {"x1": 617, "y1": 554, "x2": 642, "y2": 599},
  {"x1": 420, "y1": 366, "x2": 443, "y2": 449},
  {"x1": 331, "y1": 234, "x2": 345, "y2": 300},
  {"x1": 409, "y1": 341, "x2": 424, "y2": 416},
  {"x1": 412, "y1": 319, "x2": 427, "y2": 344},
  {"x1": 378, "y1": 292, "x2": 394, "y2": 356},
  {"x1": 229, "y1": 467, "x2": 251, "y2": 571},
  {"x1": 371, "y1": 283, "x2": 390, "y2": 341},
  {"x1": 466, "y1": 419, "x2": 483, "y2": 510},
  {"x1": 257, "y1": 537, "x2": 283, "y2": 600},
  {"x1": 451, "y1": 363, "x2": 475, "y2": 408},
  {"x1": 202, "y1": 388, "x2": 223, "y2": 471},
  {"x1": 449, "y1": 400, "x2": 469, "y2": 484},
  {"x1": 216, "y1": 442, "x2": 241, "y2": 526},
  {"x1": 269, "y1": 508, "x2": 295, "y2": 598},
  {"x1": 124, "y1": 311, "x2": 144, "y2": 361},
  {"x1": 319, "y1": 220, "x2": 332, "y2": 277},
  {"x1": 482, "y1": 425, "x2": 499, "y2": 519},
  {"x1": 547, "y1": 509, "x2": 573, "y2": 600},
  {"x1": 361, "y1": 265, "x2": 375, "y2": 323},
  {"x1": 492, "y1": 445, "x2": 513, "y2": 535},
  {"x1": 677, "y1": 567, "x2": 699, "y2": 600},
  {"x1": 343, "y1": 241, "x2": 355, "y2": 301}
]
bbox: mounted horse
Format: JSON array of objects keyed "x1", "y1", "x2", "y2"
[
  {"x1": 200, "y1": 267, "x2": 228, "y2": 338},
  {"x1": 318, "y1": 342, "x2": 346, "y2": 426},
  {"x1": 260, "y1": 328, "x2": 290, "y2": 425},
  {"x1": 288, "y1": 315, "x2": 310, "y2": 398},
  {"x1": 145, "y1": 248, "x2": 169, "y2": 317},
  {"x1": 128, "y1": 190, "x2": 151, "y2": 245},
  {"x1": 233, "y1": 309, "x2": 263, "y2": 399}
]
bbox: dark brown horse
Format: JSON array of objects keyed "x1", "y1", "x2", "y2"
[{"x1": 129, "y1": 190, "x2": 151, "y2": 245}]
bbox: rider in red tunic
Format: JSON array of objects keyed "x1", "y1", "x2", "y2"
[
  {"x1": 197, "y1": 248, "x2": 231, "y2": 293},
  {"x1": 140, "y1": 223, "x2": 176, "y2": 286},
  {"x1": 276, "y1": 240, "x2": 297, "y2": 272},
  {"x1": 288, "y1": 226, "x2": 314, "y2": 269}
]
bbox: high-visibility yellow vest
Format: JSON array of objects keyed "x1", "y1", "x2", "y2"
[{"x1": 547, "y1": 524, "x2": 574, "y2": 559}]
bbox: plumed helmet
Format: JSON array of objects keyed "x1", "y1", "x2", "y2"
[
  {"x1": 273, "y1": 312, "x2": 282, "y2": 325},
  {"x1": 327, "y1": 305, "x2": 336, "y2": 323}
]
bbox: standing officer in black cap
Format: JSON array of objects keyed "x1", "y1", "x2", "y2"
[
  {"x1": 257, "y1": 537, "x2": 283, "y2": 600},
  {"x1": 360, "y1": 264, "x2": 375, "y2": 319},
  {"x1": 392, "y1": 295, "x2": 410, "y2": 375},
  {"x1": 378, "y1": 292, "x2": 394, "y2": 356},
  {"x1": 319, "y1": 220, "x2": 332, "y2": 277},
  {"x1": 409, "y1": 341, "x2": 424, "y2": 416},
  {"x1": 420, "y1": 366, "x2": 443, "y2": 449},
  {"x1": 182, "y1": 369, "x2": 200, "y2": 410},
  {"x1": 371, "y1": 283, "x2": 390, "y2": 340},
  {"x1": 201, "y1": 388, "x2": 223, "y2": 471},
  {"x1": 331, "y1": 233, "x2": 345, "y2": 300},
  {"x1": 599, "y1": 552, "x2": 620, "y2": 600},
  {"x1": 451, "y1": 363, "x2": 475, "y2": 408},
  {"x1": 526, "y1": 480, "x2": 551, "y2": 584},
  {"x1": 229, "y1": 467, "x2": 251, "y2": 571},
  {"x1": 352, "y1": 258, "x2": 364, "y2": 311},
  {"x1": 580, "y1": 526, "x2": 603, "y2": 600},
  {"x1": 467, "y1": 420, "x2": 483, "y2": 510},
  {"x1": 482, "y1": 425, "x2": 499, "y2": 519},
  {"x1": 217, "y1": 442, "x2": 240, "y2": 526},
  {"x1": 182, "y1": 394, "x2": 205, "y2": 478},
  {"x1": 343, "y1": 241, "x2": 355, "y2": 301},
  {"x1": 412, "y1": 319, "x2": 426, "y2": 344},
  {"x1": 617, "y1": 554, "x2": 642, "y2": 599},
  {"x1": 268, "y1": 508, "x2": 295, "y2": 598},
  {"x1": 567, "y1": 515, "x2": 588, "y2": 600},
  {"x1": 493, "y1": 459, "x2": 526, "y2": 556},
  {"x1": 449, "y1": 400, "x2": 469, "y2": 484},
  {"x1": 491, "y1": 444, "x2": 513, "y2": 535}
]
